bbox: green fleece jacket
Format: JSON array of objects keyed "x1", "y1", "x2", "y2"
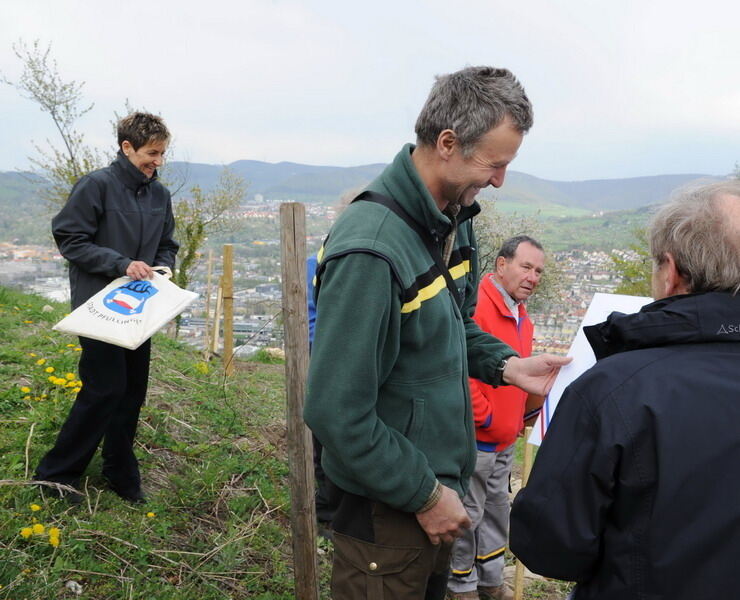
[{"x1": 304, "y1": 144, "x2": 516, "y2": 513}]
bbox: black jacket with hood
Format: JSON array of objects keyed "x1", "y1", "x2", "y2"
[
  {"x1": 510, "y1": 291, "x2": 740, "y2": 600},
  {"x1": 52, "y1": 151, "x2": 179, "y2": 309}
]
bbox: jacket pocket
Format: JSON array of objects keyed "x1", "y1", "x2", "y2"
[
  {"x1": 331, "y1": 531, "x2": 423, "y2": 600},
  {"x1": 405, "y1": 398, "x2": 426, "y2": 443}
]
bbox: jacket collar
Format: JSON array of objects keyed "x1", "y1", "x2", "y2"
[
  {"x1": 111, "y1": 150, "x2": 158, "y2": 191},
  {"x1": 377, "y1": 144, "x2": 481, "y2": 241},
  {"x1": 480, "y1": 273, "x2": 529, "y2": 320},
  {"x1": 585, "y1": 291, "x2": 740, "y2": 360}
]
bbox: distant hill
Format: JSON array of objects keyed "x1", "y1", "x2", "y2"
[
  {"x1": 165, "y1": 160, "x2": 386, "y2": 201},
  {"x1": 491, "y1": 171, "x2": 721, "y2": 213},
  {"x1": 538, "y1": 173, "x2": 719, "y2": 211},
  {"x1": 166, "y1": 160, "x2": 721, "y2": 212},
  {"x1": 0, "y1": 160, "x2": 726, "y2": 245}
]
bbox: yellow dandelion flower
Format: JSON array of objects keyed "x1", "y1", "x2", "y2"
[
  {"x1": 23, "y1": 320, "x2": 33, "y2": 324},
  {"x1": 194, "y1": 362, "x2": 209, "y2": 375},
  {"x1": 23, "y1": 395, "x2": 31, "y2": 401},
  {"x1": 65, "y1": 372, "x2": 75, "y2": 380},
  {"x1": 66, "y1": 343, "x2": 76, "y2": 347},
  {"x1": 72, "y1": 387, "x2": 81, "y2": 393},
  {"x1": 45, "y1": 366, "x2": 55, "y2": 373},
  {"x1": 36, "y1": 358, "x2": 46, "y2": 365},
  {"x1": 48, "y1": 527, "x2": 61, "y2": 547},
  {"x1": 20, "y1": 527, "x2": 33, "y2": 539},
  {"x1": 66, "y1": 381, "x2": 76, "y2": 388},
  {"x1": 74, "y1": 347, "x2": 82, "y2": 352},
  {"x1": 146, "y1": 512, "x2": 156, "y2": 518},
  {"x1": 48, "y1": 376, "x2": 56, "y2": 383},
  {"x1": 32, "y1": 523, "x2": 45, "y2": 535},
  {"x1": 30, "y1": 503, "x2": 41, "y2": 512},
  {"x1": 20, "y1": 386, "x2": 31, "y2": 393},
  {"x1": 29, "y1": 352, "x2": 37, "y2": 357}
]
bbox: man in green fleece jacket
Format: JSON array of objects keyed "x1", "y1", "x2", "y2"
[{"x1": 304, "y1": 66, "x2": 569, "y2": 600}]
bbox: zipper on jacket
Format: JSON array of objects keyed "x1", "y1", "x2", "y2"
[{"x1": 134, "y1": 186, "x2": 145, "y2": 260}]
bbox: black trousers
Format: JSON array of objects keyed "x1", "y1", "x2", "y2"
[{"x1": 35, "y1": 337, "x2": 151, "y2": 493}]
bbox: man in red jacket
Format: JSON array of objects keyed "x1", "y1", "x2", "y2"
[{"x1": 448, "y1": 235, "x2": 545, "y2": 600}]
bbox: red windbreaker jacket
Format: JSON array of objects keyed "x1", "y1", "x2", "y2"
[{"x1": 470, "y1": 274, "x2": 534, "y2": 451}]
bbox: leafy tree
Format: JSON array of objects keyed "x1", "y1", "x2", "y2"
[
  {"x1": 1, "y1": 40, "x2": 107, "y2": 208},
  {"x1": 473, "y1": 202, "x2": 564, "y2": 314},
  {"x1": 172, "y1": 168, "x2": 247, "y2": 293},
  {"x1": 610, "y1": 227, "x2": 653, "y2": 296},
  {"x1": 5, "y1": 39, "x2": 248, "y2": 310}
]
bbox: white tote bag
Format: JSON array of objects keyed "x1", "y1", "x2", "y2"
[{"x1": 53, "y1": 271, "x2": 199, "y2": 349}]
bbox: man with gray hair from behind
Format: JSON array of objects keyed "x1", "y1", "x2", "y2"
[{"x1": 509, "y1": 181, "x2": 740, "y2": 600}]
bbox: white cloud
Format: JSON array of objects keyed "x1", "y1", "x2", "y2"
[{"x1": 1, "y1": 0, "x2": 738, "y2": 179}]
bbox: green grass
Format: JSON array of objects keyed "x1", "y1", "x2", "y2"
[
  {"x1": 0, "y1": 285, "x2": 332, "y2": 599},
  {"x1": 536, "y1": 209, "x2": 650, "y2": 252},
  {"x1": 493, "y1": 200, "x2": 590, "y2": 218}
]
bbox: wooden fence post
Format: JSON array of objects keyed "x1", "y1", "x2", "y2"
[
  {"x1": 279, "y1": 202, "x2": 319, "y2": 600},
  {"x1": 222, "y1": 244, "x2": 234, "y2": 376},
  {"x1": 203, "y1": 248, "x2": 214, "y2": 361},
  {"x1": 514, "y1": 427, "x2": 535, "y2": 600},
  {"x1": 211, "y1": 278, "x2": 223, "y2": 356}
]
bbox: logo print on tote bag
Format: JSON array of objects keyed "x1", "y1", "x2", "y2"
[{"x1": 104, "y1": 280, "x2": 159, "y2": 315}]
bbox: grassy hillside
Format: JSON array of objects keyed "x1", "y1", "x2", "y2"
[
  {"x1": 0, "y1": 286, "x2": 332, "y2": 599},
  {"x1": 537, "y1": 205, "x2": 652, "y2": 251},
  {"x1": 0, "y1": 286, "x2": 571, "y2": 599}
]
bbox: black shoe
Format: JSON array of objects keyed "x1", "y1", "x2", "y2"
[{"x1": 107, "y1": 482, "x2": 146, "y2": 504}]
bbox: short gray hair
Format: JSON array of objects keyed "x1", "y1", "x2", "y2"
[
  {"x1": 650, "y1": 181, "x2": 740, "y2": 294},
  {"x1": 496, "y1": 235, "x2": 544, "y2": 262},
  {"x1": 415, "y1": 66, "x2": 533, "y2": 155}
]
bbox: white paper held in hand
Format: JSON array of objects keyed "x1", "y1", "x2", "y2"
[{"x1": 528, "y1": 292, "x2": 653, "y2": 446}]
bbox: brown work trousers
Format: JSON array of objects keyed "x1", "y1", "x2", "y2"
[{"x1": 330, "y1": 489, "x2": 452, "y2": 600}]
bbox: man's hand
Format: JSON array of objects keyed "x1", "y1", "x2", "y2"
[
  {"x1": 415, "y1": 484, "x2": 471, "y2": 545},
  {"x1": 126, "y1": 260, "x2": 154, "y2": 280},
  {"x1": 503, "y1": 354, "x2": 572, "y2": 396}
]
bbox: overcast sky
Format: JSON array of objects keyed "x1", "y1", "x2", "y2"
[{"x1": 2, "y1": 0, "x2": 738, "y2": 181}]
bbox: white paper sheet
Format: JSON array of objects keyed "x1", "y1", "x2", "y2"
[{"x1": 528, "y1": 292, "x2": 653, "y2": 446}]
